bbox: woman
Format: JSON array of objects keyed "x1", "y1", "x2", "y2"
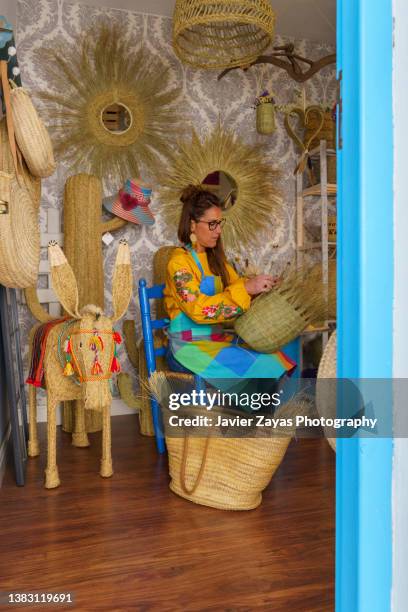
[{"x1": 163, "y1": 185, "x2": 296, "y2": 383}]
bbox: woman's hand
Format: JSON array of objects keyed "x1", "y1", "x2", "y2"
[{"x1": 244, "y1": 274, "x2": 281, "y2": 296}]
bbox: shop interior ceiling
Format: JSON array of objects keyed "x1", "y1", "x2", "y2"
[{"x1": 72, "y1": 0, "x2": 336, "y2": 46}]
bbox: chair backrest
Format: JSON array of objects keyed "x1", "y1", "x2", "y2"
[{"x1": 138, "y1": 279, "x2": 170, "y2": 377}]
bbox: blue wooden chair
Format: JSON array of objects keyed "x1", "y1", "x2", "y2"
[{"x1": 138, "y1": 279, "x2": 204, "y2": 454}]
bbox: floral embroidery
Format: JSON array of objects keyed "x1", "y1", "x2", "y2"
[
  {"x1": 202, "y1": 302, "x2": 243, "y2": 320},
  {"x1": 173, "y1": 268, "x2": 200, "y2": 302}
]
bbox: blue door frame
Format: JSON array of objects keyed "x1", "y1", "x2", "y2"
[{"x1": 337, "y1": 1, "x2": 393, "y2": 610}]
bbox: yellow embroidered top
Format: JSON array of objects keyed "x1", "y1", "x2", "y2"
[{"x1": 163, "y1": 247, "x2": 251, "y2": 324}]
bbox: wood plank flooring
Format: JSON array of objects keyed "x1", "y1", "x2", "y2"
[{"x1": 0, "y1": 416, "x2": 334, "y2": 611}]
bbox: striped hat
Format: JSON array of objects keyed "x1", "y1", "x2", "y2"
[{"x1": 103, "y1": 179, "x2": 155, "y2": 226}]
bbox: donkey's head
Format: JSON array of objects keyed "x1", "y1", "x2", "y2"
[{"x1": 48, "y1": 239, "x2": 132, "y2": 410}]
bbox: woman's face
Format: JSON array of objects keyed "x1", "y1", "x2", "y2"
[{"x1": 191, "y1": 205, "x2": 224, "y2": 250}]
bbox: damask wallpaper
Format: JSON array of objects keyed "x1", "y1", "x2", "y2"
[{"x1": 16, "y1": 0, "x2": 336, "y2": 393}]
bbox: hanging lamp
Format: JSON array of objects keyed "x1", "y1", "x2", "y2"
[{"x1": 172, "y1": 0, "x2": 276, "y2": 70}]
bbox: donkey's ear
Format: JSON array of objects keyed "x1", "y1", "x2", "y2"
[
  {"x1": 48, "y1": 241, "x2": 80, "y2": 319},
  {"x1": 112, "y1": 239, "x2": 132, "y2": 323}
]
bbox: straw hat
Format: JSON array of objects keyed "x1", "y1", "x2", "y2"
[{"x1": 103, "y1": 178, "x2": 155, "y2": 226}]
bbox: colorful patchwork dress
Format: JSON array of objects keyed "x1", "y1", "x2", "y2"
[{"x1": 163, "y1": 246, "x2": 296, "y2": 382}]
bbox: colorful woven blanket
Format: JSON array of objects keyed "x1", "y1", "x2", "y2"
[{"x1": 27, "y1": 318, "x2": 68, "y2": 388}]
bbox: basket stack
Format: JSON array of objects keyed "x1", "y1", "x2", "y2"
[{"x1": 173, "y1": 0, "x2": 275, "y2": 69}]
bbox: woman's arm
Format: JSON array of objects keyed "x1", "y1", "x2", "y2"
[{"x1": 167, "y1": 255, "x2": 251, "y2": 324}]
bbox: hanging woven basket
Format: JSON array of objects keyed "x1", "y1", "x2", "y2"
[
  {"x1": 173, "y1": 0, "x2": 276, "y2": 70},
  {"x1": 256, "y1": 96, "x2": 276, "y2": 135}
]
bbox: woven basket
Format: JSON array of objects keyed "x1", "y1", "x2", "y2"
[
  {"x1": 305, "y1": 109, "x2": 336, "y2": 184},
  {"x1": 316, "y1": 330, "x2": 336, "y2": 451},
  {"x1": 10, "y1": 85, "x2": 56, "y2": 178},
  {"x1": 173, "y1": 0, "x2": 275, "y2": 69},
  {"x1": 256, "y1": 101, "x2": 276, "y2": 135},
  {"x1": 235, "y1": 265, "x2": 327, "y2": 353},
  {"x1": 0, "y1": 120, "x2": 40, "y2": 288},
  {"x1": 167, "y1": 434, "x2": 290, "y2": 510}
]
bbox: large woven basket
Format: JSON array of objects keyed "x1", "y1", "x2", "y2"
[
  {"x1": 10, "y1": 85, "x2": 56, "y2": 178},
  {"x1": 167, "y1": 434, "x2": 290, "y2": 510},
  {"x1": 316, "y1": 330, "x2": 337, "y2": 451},
  {"x1": 173, "y1": 0, "x2": 275, "y2": 69},
  {"x1": 0, "y1": 120, "x2": 40, "y2": 288}
]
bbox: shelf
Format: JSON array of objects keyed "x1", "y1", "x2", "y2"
[
  {"x1": 308, "y1": 146, "x2": 337, "y2": 158},
  {"x1": 299, "y1": 241, "x2": 337, "y2": 250},
  {"x1": 302, "y1": 184, "x2": 337, "y2": 197}
]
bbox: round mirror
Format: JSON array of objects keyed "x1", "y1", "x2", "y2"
[
  {"x1": 202, "y1": 171, "x2": 238, "y2": 209},
  {"x1": 101, "y1": 102, "x2": 133, "y2": 134}
]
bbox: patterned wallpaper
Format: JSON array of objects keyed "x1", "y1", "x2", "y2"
[{"x1": 16, "y1": 0, "x2": 336, "y2": 389}]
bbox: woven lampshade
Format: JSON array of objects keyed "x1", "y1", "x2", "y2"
[{"x1": 173, "y1": 0, "x2": 276, "y2": 70}]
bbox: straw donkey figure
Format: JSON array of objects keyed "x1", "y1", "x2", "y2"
[
  {"x1": 25, "y1": 174, "x2": 129, "y2": 438},
  {"x1": 28, "y1": 239, "x2": 132, "y2": 489}
]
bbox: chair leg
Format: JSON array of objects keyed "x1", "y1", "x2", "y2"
[{"x1": 151, "y1": 397, "x2": 166, "y2": 454}]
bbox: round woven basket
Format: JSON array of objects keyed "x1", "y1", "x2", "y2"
[
  {"x1": 316, "y1": 330, "x2": 337, "y2": 451},
  {"x1": 10, "y1": 85, "x2": 56, "y2": 178},
  {"x1": 167, "y1": 434, "x2": 291, "y2": 510},
  {"x1": 305, "y1": 109, "x2": 336, "y2": 184},
  {"x1": 173, "y1": 0, "x2": 275, "y2": 69},
  {"x1": 256, "y1": 101, "x2": 276, "y2": 135},
  {"x1": 0, "y1": 120, "x2": 40, "y2": 288}
]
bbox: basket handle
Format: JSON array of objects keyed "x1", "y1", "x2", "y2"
[
  {"x1": 0, "y1": 61, "x2": 19, "y2": 178},
  {"x1": 180, "y1": 436, "x2": 210, "y2": 496}
]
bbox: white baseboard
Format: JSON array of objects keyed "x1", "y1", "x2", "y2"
[
  {"x1": 34, "y1": 398, "x2": 136, "y2": 424},
  {"x1": 0, "y1": 423, "x2": 11, "y2": 488}
]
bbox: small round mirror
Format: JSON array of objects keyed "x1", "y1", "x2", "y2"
[
  {"x1": 202, "y1": 171, "x2": 238, "y2": 209},
  {"x1": 101, "y1": 102, "x2": 133, "y2": 134}
]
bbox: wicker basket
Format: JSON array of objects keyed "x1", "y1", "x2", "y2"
[
  {"x1": 316, "y1": 330, "x2": 336, "y2": 451},
  {"x1": 305, "y1": 109, "x2": 336, "y2": 184},
  {"x1": 173, "y1": 0, "x2": 275, "y2": 69},
  {"x1": 10, "y1": 85, "x2": 56, "y2": 178},
  {"x1": 256, "y1": 100, "x2": 276, "y2": 135},
  {"x1": 0, "y1": 120, "x2": 40, "y2": 288},
  {"x1": 234, "y1": 267, "x2": 327, "y2": 353},
  {"x1": 167, "y1": 434, "x2": 290, "y2": 510}
]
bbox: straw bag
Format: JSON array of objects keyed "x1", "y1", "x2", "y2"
[
  {"x1": 9, "y1": 81, "x2": 56, "y2": 178},
  {"x1": 0, "y1": 61, "x2": 40, "y2": 288},
  {"x1": 166, "y1": 434, "x2": 291, "y2": 510}
]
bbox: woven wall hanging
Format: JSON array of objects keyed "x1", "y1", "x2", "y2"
[
  {"x1": 159, "y1": 125, "x2": 281, "y2": 250},
  {"x1": 39, "y1": 23, "x2": 183, "y2": 184},
  {"x1": 173, "y1": 0, "x2": 275, "y2": 69}
]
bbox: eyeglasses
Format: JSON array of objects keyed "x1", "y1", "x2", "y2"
[{"x1": 196, "y1": 218, "x2": 226, "y2": 231}]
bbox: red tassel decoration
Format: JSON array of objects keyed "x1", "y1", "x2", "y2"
[
  {"x1": 113, "y1": 331, "x2": 122, "y2": 345},
  {"x1": 110, "y1": 356, "x2": 121, "y2": 373},
  {"x1": 91, "y1": 360, "x2": 103, "y2": 376}
]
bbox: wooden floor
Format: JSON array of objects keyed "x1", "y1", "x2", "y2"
[{"x1": 1, "y1": 416, "x2": 335, "y2": 611}]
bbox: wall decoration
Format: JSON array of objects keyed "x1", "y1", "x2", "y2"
[
  {"x1": 173, "y1": 0, "x2": 275, "y2": 70},
  {"x1": 39, "y1": 23, "x2": 183, "y2": 184},
  {"x1": 159, "y1": 125, "x2": 282, "y2": 250}
]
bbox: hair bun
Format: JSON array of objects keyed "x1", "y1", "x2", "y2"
[{"x1": 180, "y1": 184, "x2": 202, "y2": 204}]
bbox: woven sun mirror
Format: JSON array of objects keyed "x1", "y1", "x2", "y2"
[
  {"x1": 173, "y1": 0, "x2": 276, "y2": 69},
  {"x1": 38, "y1": 23, "x2": 183, "y2": 184},
  {"x1": 159, "y1": 125, "x2": 282, "y2": 251}
]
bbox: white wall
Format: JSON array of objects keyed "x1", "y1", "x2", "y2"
[{"x1": 392, "y1": 0, "x2": 408, "y2": 609}]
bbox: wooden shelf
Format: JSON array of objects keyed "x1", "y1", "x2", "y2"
[
  {"x1": 299, "y1": 241, "x2": 336, "y2": 250},
  {"x1": 309, "y1": 146, "x2": 337, "y2": 158},
  {"x1": 302, "y1": 184, "x2": 337, "y2": 197}
]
